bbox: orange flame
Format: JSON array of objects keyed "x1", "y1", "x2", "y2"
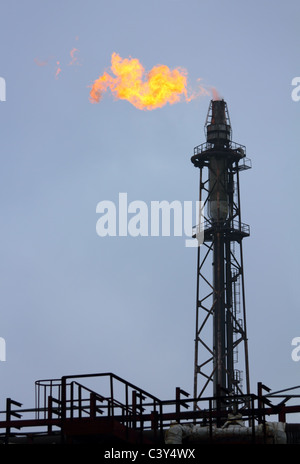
[
  {"x1": 69, "y1": 48, "x2": 79, "y2": 66},
  {"x1": 89, "y1": 53, "x2": 207, "y2": 110},
  {"x1": 55, "y1": 61, "x2": 61, "y2": 79}
]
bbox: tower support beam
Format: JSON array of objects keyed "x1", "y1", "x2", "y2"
[{"x1": 191, "y1": 100, "x2": 252, "y2": 410}]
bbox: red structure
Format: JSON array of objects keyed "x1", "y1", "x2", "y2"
[{"x1": 0, "y1": 373, "x2": 300, "y2": 444}]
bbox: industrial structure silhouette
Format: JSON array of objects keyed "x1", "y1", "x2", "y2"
[{"x1": 1, "y1": 100, "x2": 299, "y2": 445}]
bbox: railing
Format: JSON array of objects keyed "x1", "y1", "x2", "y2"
[
  {"x1": 0, "y1": 375, "x2": 299, "y2": 443},
  {"x1": 193, "y1": 219, "x2": 250, "y2": 237},
  {"x1": 36, "y1": 372, "x2": 164, "y2": 435},
  {"x1": 193, "y1": 140, "x2": 246, "y2": 156}
]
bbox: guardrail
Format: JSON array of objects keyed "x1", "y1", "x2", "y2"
[
  {"x1": 193, "y1": 219, "x2": 250, "y2": 237},
  {"x1": 193, "y1": 141, "x2": 246, "y2": 156},
  {"x1": 0, "y1": 374, "x2": 299, "y2": 443}
]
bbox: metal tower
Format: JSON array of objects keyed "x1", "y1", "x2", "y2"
[{"x1": 191, "y1": 99, "x2": 252, "y2": 408}]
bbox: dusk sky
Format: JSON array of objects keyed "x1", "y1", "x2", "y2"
[{"x1": 0, "y1": 0, "x2": 299, "y2": 419}]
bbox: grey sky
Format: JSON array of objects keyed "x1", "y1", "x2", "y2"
[{"x1": 0, "y1": 0, "x2": 299, "y2": 416}]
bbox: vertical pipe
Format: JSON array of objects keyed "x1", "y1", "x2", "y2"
[
  {"x1": 208, "y1": 152, "x2": 228, "y2": 399},
  {"x1": 61, "y1": 377, "x2": 66, "y2": 444},
  {"x1": 213, "y1": 231, "x2": 226, "y2": 397},
  {"x1": 226, "y1": 167, "x2": 234, "y2": 393},
  {"x1": 125, "y1": 383, "x2": 129, "y2": 427},
  {"x1": 70, "y1": 382, "x2": 74, "y2": 419},
  {"x1": 5, "y1": 398, "x2": 11, "y2": 444},
  {"x1": 226, "y1": 237, "x2": 234, "y2": 393},
  {"x1": 78, "y1": 386, "x2": 82, "y2": 418},
  {"x1": 90, "y1": 392, "x2": 96, "y2": 418},
  {"x1": 44, "y1": 386, "x2": 46, "y2": 420},
  {"x1": 193, "y1": 167, "x2": 203, "y2": 408},
  {"x1": 110, "y1": 375, "x2": 114, "y2": 418},
  {"x1": 236, "y1": 165, "x2": 251, "y2": 396},
  {"x1": 176, "y1": 387, "x2": 181, "y2": 423},
  {"x1": 48, "y1": 396, "x2": 53, "y2": 434},
  {"x1": 132, "y1": 391, "x2": 137, "y2": 430}
]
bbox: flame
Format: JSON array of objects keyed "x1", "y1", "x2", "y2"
[
  {"x1": 89, "y1": 53, "x2": 206, "y2": 110},
  {"x1": 69, "y1": 48, "x2": 79, "y2": 66},
  {"x1": 55, "y1": 61, "x2": 61, "y2": 79}
]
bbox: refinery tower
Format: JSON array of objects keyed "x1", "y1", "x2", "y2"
[
  {"x1": 0, "y1": 100, "x2": 299, "y2": 445},
  {"x1": 191, "y1": 98, "x2": 252, "y2": 407}
]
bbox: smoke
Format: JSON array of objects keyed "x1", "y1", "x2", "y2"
[
  {"x1": 34, "y1": 58, "x2": 48, "y2": 67},
  {"x1": 211, "y1": 87, "x2": 222, "y2": 101}
]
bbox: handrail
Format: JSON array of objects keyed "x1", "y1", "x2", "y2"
[
  {"x1": 193, "y1": 219, "x2": 250, "y2": 235},
  {"x1": 193, "y1": 140, "x2": 246, "y2": 156},
  {"x1": 1, "y1": 375, "x2": 299, "y2": 443}
]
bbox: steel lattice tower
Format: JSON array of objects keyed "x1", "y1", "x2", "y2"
[{"x1": 191, "y1": 99, "x2": 252, "y2": 407}]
